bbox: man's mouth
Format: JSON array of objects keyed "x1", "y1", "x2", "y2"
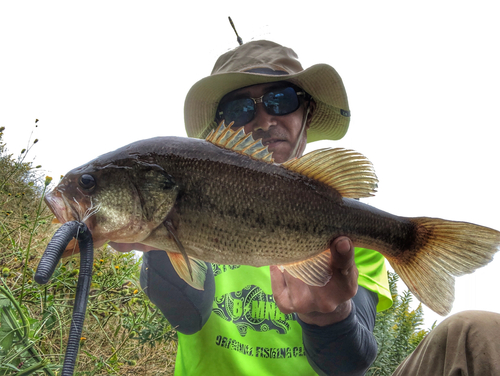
[{"x1": 263, "y1": 139, "x2": 285, "y2": 148}]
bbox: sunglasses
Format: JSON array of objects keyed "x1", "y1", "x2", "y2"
[{"x1": 216, "y1": 86, "x2": 309, "y2": 129}]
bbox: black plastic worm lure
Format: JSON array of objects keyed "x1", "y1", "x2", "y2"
[{"x1": 35, "y1": 221, "x2": 93, "y2": 376}]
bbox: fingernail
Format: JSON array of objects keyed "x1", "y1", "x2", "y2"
[{"x1": 336, "y1": 238, "x2": 351, "y2": 254}]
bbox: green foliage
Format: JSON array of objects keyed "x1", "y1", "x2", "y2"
[
  {"x1": 0, "y1": 127, "x2": 177, "y2": 375},
  {"x1": 366, "y1": 272, "x2": 434, "y2": 376},
  {"x1": 0, "y1": 284, "x2": 53, "y2": 376}
]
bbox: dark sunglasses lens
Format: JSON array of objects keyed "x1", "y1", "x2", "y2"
[
  {"x1": 221, "y1": 98, "x2": 255, "y2": 128},
  {"x1": 263, "y1": 87, "x2": 299, "y2": 115}
]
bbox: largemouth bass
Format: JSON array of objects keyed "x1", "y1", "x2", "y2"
[{"x1": 45, "y1": 123, "x2": 500, "y2": 315}]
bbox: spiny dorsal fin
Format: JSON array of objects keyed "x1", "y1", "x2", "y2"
[
  {"x1": 206, "y1": 121, "x2": 274, "y2": 163},
  {"x1": 282, "y1": 148, "x2": 378, "y2": 198}
]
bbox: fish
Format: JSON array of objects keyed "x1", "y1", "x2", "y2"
[{"x1": 44, "y1": 122, "x2": 500, "y2": 316}]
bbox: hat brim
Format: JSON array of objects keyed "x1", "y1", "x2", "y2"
[{"x1": 184, "y1": 64, "x2": 350, "y2": 143}]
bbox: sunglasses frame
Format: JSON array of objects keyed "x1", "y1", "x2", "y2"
[{"x1": 215, "y1": 85, "x2": 310, "y2": 127}]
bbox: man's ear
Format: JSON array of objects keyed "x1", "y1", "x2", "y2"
[{"x1": 305, "y1": 100, "x2": 317, "y2": 129}]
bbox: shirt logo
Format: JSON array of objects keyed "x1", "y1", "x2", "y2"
[{"x1": 213, "y1": 284, "x2": 294, "y2": 337}]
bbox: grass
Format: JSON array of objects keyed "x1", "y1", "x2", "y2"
[{"x1": 0, "y1": 124, "x2": 177, "y2": 375}]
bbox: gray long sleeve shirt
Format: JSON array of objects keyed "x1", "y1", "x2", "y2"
[{"x1": 140, "y1": 250, "x2": 378, "y2": 375}]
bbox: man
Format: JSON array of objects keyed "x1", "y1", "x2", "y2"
[
  {"x1": 132, "y1": 39, "x2": 500, "y2": 376},
  {"x1": 140, "y1": 40, "x2": 392, "y2": 375}
]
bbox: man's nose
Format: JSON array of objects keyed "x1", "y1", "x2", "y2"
[{"x1": 244, "y1": 103, "x2": 275, "y2": 134}]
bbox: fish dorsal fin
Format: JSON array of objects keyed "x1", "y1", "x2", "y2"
[
  {"x1": 206, "y1": 121, "x2": 274, "y2": 163},
  {"x1": 281, "y1": 148, "x2": 378, "y2": 198}
]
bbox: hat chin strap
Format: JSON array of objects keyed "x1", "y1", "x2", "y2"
[{"x1": 289, "y1": 106, "x2": 310, "y2": 161}]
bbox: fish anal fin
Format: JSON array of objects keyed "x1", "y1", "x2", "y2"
[
  {"x1": 281, "y1": 148, "x2": 378, "y2": 198},
  {"x1": 279, "y1": 250, "x2": 332, "y2": 286},
  {"x1": 205, "y1": 121, "x2": 274, "y2": 163},
  {"x1": 166, "y1": 252, "x2": 207, "y2": 291}
]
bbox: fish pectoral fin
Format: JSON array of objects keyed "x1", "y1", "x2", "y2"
[
  {"x1": 279, "y1": 250, "x2": 332, "y2": 286},
  {"x1": 163, "y1": 217, "x2": 207, "y2": 290},
  {"x1": 166, "y1": 252, "x2": 207, "y2": 290},
  {"x1": 163, "y1": 220, "x2": 193, "y2": 280},
  {"x1": 281, "y1": 148, "x2": 378, "y2": 199}
]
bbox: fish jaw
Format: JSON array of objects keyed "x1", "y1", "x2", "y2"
[
  {"x1": 44, "y1": 187, "x2": 101, "y2": 256},
  {"x1": 44, "y1": 186, "x2": 97, "y2": 226},
  {"x1": 45, "y1": 189, "x2": 78, "y2": 224}
]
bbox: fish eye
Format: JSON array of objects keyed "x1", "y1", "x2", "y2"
[{"x1": 79, "y1": 174, "x2": 96, "y2": 190}]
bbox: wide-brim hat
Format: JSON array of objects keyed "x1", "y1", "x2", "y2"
[{"x1": 184, "y1": 40, "x2": 350, "y2": 143}]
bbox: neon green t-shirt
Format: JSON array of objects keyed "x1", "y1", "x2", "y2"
[{"x1": 174, "y1": 248, "x2": 392, "y2": 375}]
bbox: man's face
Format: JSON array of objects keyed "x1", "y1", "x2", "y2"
[{"x1": 217, "y1": 82, "x2": 313, "y2": 163}]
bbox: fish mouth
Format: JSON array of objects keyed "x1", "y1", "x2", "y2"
[
  {"x1": 44, "y1": 188, "x2": 104, "y2": 257},
  {"x1": 44, "y1": 189, "x2": 76, "y2": 224},
  {"x1": 44, "y1": 189, "x2": 81, "y2": 257}
]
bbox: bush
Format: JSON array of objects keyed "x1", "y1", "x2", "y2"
[{"x1": 366, "y1": 272, "x2": 434, "y2": 376}]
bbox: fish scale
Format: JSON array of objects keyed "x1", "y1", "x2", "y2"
[{"x1": 172, "y1": 156, "x2": 334, "y2": 264}]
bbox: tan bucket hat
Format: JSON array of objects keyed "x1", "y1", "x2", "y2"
[{"x1": 184, "y1": 40, "x2": 350, "y2": 143}]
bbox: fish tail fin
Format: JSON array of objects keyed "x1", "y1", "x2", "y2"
[{"x1": 388, "y1": 217, "x2": 500, "y2": 315}]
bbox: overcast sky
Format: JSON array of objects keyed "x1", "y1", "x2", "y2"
[{"x1": 1, "y1": 1, "x2": 499, "y2": 328}]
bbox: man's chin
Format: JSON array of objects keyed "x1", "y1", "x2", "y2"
[{"x1": 267, "y1": 143, "x2": 292, "y2": 163}]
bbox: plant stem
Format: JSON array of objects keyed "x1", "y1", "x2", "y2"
[{"x1": 18, "y1": 185, "x2": 47, "y2": 305}]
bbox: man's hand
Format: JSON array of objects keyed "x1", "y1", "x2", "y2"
[{"x1": 270, "y1": 237, "x2": 358, "y2": 326}]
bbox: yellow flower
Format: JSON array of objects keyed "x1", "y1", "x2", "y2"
[
  {"x1": 44, "y1": 176, "x2": 53, "y2": 186},
  {"x1": 133, "y1": 289, "x2": 138, "y2": 294},
  {"x1": 2, "y1": 268, "x2": 10, "y2": 278},
  {"x1": 115, "y1": 265, "x2": 119, "y2": 269}
]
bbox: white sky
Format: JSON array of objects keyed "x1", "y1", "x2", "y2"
[{"x1": 1, "y1": 1, "x2": 499, "y2": 329}]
